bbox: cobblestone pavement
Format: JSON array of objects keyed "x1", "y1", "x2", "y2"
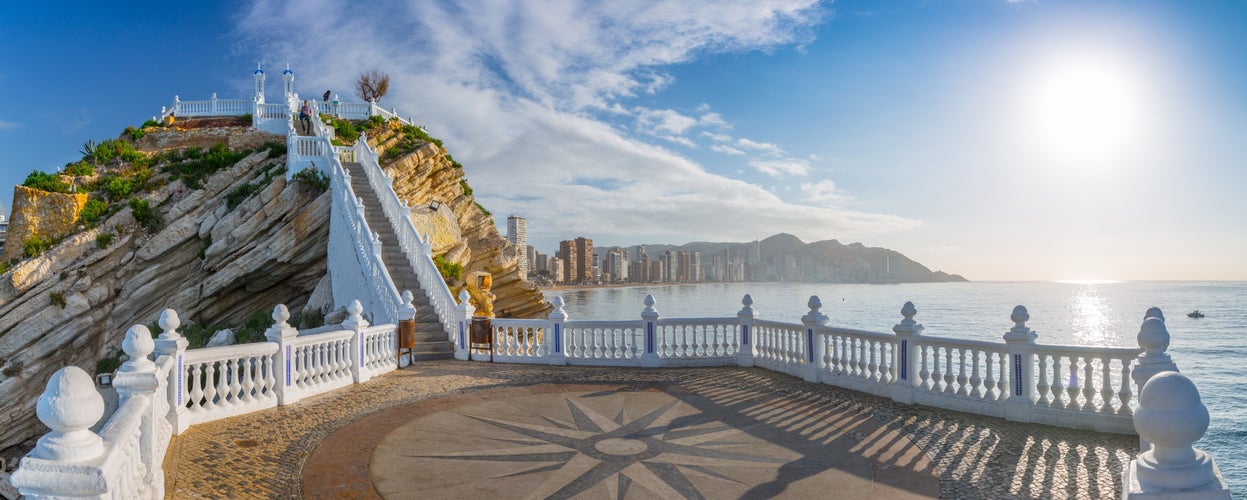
[{"x1": 163, "y1": 361, "x2": 1137, "y2": 499}]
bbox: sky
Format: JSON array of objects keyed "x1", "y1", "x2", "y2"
[{"x1": 2, "y1": 0, "x2": 1245, "y2": 281}]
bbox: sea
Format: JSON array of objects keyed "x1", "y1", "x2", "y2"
[{"x1": 545, "y1": 281, "x2": 1246, "y2": 494}]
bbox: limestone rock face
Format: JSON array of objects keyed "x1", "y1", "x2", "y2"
[
  {"x1": 1, "y1": 186, "x2": 90, "y2": 262},
  {"x1": 371, "y1": 136, "x2": 550, "y2": 319},
  {"x1": 0, "y1": 137, "x2": 328, "y2": 460}
]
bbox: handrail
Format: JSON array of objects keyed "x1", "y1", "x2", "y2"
[{"x1": 327, "y1": 155, "x2": 403, "y2": 323}]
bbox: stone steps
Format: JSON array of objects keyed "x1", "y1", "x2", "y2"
[{"x1": 343, "y1": 161, "x2": 454, "y2": 361}]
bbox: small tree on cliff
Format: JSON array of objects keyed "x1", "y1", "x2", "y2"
[{"x1": 355, "y1": 69, "x2": 390, "y2": 103}]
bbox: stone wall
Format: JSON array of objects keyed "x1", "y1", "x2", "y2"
[{"x1": 1, "y1": 186, "x2": 89, "y2": 262}]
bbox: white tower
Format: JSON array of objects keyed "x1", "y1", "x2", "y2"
[
  {"x1": 253, "y1": 64, "x2": 265, "y2": 103},
  {"x1": 282, "y1": 64, "x2": 295, "y2": 99},
  {"x1": 507, "y1": 215, "x2": 528, "y2": 278}
]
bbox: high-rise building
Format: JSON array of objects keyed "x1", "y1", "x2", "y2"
[
  {"x1": 506, "y1": 215, "x2": 527, "y2": 278},
  {"x1": 549, "y1": 257, "x2": 565, "y2": 283},
  {"x1": 559, "y1": 240, "x2": 578, "y2": 284},
  {"x1": 692, "y1": 251, "x2": 702, "y2": 283},
  {"x1": 575, "y1": 237, "x2": 594, "y2": 283}
]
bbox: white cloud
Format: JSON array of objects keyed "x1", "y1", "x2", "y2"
[
  {"x1": 736, "y1": 137, "x2": 784, "y2": 156},
  {"x1": 0, "y1": 119, "x2": 18, "y2": 130},
  {"x1": 749, "y1": 158, "x2": 812, "y2": 176},
  {"x1": 235, "y1": 0, "x2": 915, "y2": 248},
  {"x1": 800, "y1": 179, "x2": 852, "y2": 205},
  {"x1": 710, "y1": 144, "x2": 746, "y2": 155}
]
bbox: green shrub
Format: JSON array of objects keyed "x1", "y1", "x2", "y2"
[
  {"x1": 49, "y1": 291, "x2": 67, "y2": 308},
  {"x1": 64, "y1": 160, "x2": 94, "y2": 176},
  {"x1": 95, "y1": 356, "x2": 122, "y2": 376},
  {"x1": 162, "y1": 142, "x2": 249, "y2": 189},
  {"x1": 234, "y1": 311, "x2": 273, "y2": 344},
  {"x1": 225, "y1": 182, "x2": 263, "y2": 211},
  {"x1": 79, "y1": 198, "x2": 110, "y2": 225},
  {"x1": 96, "y1": 232, "x2": 114, "y2": 249},
  {"x1": 368, "y1": 115, "x2": 384, "y2": 127},
  {"x1": 475, "y1": 202, "x2": 491, "y2": 216},
  {"x1": 292, "y1": 167, "x2": 329, "y2": 193},
  {"x1": 434, "y1": 254, "x2": 463, "y2": 283},
  {"x1": 142, "y1": 119, "x2": 161, "y2": 129},
  {"x1": 1, "y1": 360, "x2": 24, "y2": 378},
  {"x1": 105, "y1": 176, "x2": 133, "y2": 200},
  {"x1": 129, "y1": 198, "x2": 162, "y2": 233},
  {"x1": 331, "y1": 118, "x2": 360, "y2": 144},
  {"x1": 124, "y1": 126, "x2": 145, "y2": 141},
  {"x1": 295, "y1": 306, "x2": 326, "y2": 330},
  {"x1": 23, "y1": 170, "x2": 71, "y2": 193},
  {"x1": 23, "y1": 235, "x2": 53, "y2": 257},
  {"x1": 260, "y1": 141, "x2": 286, "y2": 157},
  {"x1": 0, "y1": 261, "x2": 11, "y2": 275},
  {"x1": 459, "y1": 180, "x2": 473, "y2": 196},
  {"x1": 242, "y1": 113, "x2": 252, "y2": 122}
]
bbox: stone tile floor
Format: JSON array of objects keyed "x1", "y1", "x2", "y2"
[{"x1": 163, "y1": 361, "x2": 1137, "y2": 499}]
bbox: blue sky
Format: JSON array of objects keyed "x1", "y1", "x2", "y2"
[{"x1": 2, "y1": 0, "x2": 1245, "y2": 281}]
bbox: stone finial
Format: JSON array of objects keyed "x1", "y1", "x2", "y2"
[
  {"x1": 343, "y1": 299, "x2": 369, "y2": 330},
  {"x1": 802, "y1": 295, "x2": 829, "y2": 326},
  {"x1": 737, "y1": 294, "x2": 757, "y2": 319},
  {"x1": 272, "y1": 304, "x2": 291, "y2": 327},
  {"x1": 118, "y1": 325, "x2": 155, "y2": 373},
  {"x1": 31, "y1": 367, "x2": 105, "y2": 462},
  {"x1": 458, "y1": 289, "x2": 471, "y2": 305},
  {"x1": 210, "y1": 92, "x2": 217, "y2": 100},
  {"x1": 894, "y1": 301, "x2": 923, "y2": 336},
  {"x1": 157, "y1": 309, "x2": 181, "y2": 341},
  {"x1": 399, "y1": 290, "x2": 416, "y2": 321},
  {"x1": 1137, "y1": 317, "x2": 1171, "y2": 358},
  {"x1": 548, "y1": 295, "x2": 567, "y2": 321},
  {"x1": 1133, "y1": 371, "x2": 1225, "y2": 492},
  {"x1": 1003, "y1": 305, "x2": 1037, "y2": 343},
  {"x1": 641, "y1": 294, "x2": 658, "y2": 320},
  {"x1": 1145, "y1": 307, "x2": 1165, "y2": 322}
]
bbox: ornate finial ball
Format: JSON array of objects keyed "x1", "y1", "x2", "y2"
[
  {"x1": 1137, "y1": 317, "x2": 1170, "y2": 353},
  {"x1": 401, "y1": 290, "x2": 414, "y2": 304},
  {"x1": 1144, "y1": 307, "x2": 1165, "y2": 322},
  {"x1": 644, "y1": 295, "x2": 655, "y2": 307},
  {"x1": 159, "y1": 309, "x2": 181, "y2": 332},
  {"x1": 123, "y1": 325, "x2": 155, "y2": 360},
  {"x1": 808, "y1": 295, "x2": 823, "y2": 311},
  {"x1": 901, "y1": 301, "x2": 917, "y2": 319},
  {"x1": 458, "y1": 289, "x2": 471, "y2": 302},
  {"x1": 1134, "y1": 371, "x2": 1209, "y2": 456},
  {"x1": 272, "y1": 304, "x2": 290, "y2": 324},
  {"x1": 1010, "y1": 305, "x2": 1029, "y2": 325},
  {"x1": 552, "y1": 295, "x2": 565, "y2": 308},
  {"x1": 36, "y1": 367, "x2": 104, "y2": 433},
  {"x1": 742, "y1": 294, "x2": 754, "y2": 307},
  {"x1": 1140, "y1": 371, "x2": 1203, "y2": 410},
  {"x1": 348, "y1": 300, "x2": 364, "y2": 316}
]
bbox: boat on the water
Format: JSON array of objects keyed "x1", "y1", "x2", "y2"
[{"x1": 1188, "y1": 310, "x2": 1205, "y2": 318}]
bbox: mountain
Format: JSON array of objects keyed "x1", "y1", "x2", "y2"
[{"x1": 624, "y1": 233, "x2": 967, "y2": 283}]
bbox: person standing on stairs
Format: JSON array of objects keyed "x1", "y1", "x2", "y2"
[{"x1": 299, "y1": 100, "x2": 314, "y2": 134}]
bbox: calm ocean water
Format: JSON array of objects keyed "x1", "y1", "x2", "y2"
[{"x1": 545, "y1": 281, "x2": 1246, "y2": 494}]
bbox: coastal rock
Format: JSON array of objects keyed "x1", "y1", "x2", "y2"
[{"x1": 206, "y1": 329, "x2": 234, "y2": 347}]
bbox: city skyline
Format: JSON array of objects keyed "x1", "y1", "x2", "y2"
[{"x1": 2, "y1": 1, "x2": 1246, "y2": 281}]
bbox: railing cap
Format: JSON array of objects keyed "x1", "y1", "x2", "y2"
[
  {"x1": 1138, "y1": 316, "x2": 1171, "y2": 357},
  {"x1": 157, "y1": 309, "x2": 181, "y2": 340},
  {"x1": 801, "y1": 295, "x2": 828, "y2": 326},
  {"x1": 118, "y1": 325, "x2": 155, "y2": 373},
  {"x1": 894, "y1": 301, "x2": 923, "y2": 336},
  {"x1": 31, "y1": 366, "x2": 105, "y2": 461},
  {"x1": 641, "y1": 294, "x2": 658, "y2": 320},
  {"x1": 737, "y1": 294, "x2": 757, "y2": 319},
  {"x1": 549, "y1": 295, "x2": 567, "y2": 321},
  {"x1": 1003, "y1": 305, "x2": 1037, "y2": 343}
]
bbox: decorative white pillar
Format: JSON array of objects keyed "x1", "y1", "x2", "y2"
[
  {"x1": 253, "y1": 65, "x2": 266, "y2": 104},
  {"x1": 332, "y1": 94, "x2": 340, "y2": 118},
  {"x1": 282, "y1": 65, "x2": 295, "y2": 101},
  {"x1": 112, "y1": 325, "x2": 165, "y2": 497},
  {"x1": 891, "y1": 301, "x2": 923, "y2": 404},
  {"x1": 1123, "y1": 372, "x2": 1231, "y2": 499},
  {"x1": 801, "y1": 296, "x2": 828, "y2": 383},
  {"x1": 454, "y1": 290, "x2": 473, "y2": 361},
  {"x1": 264, "y1": 304, "x2": 300, "y2": 405},
  {"x1": 547, "y1": 296, "x2": 567, "y2": 366},
  {"x1": 210, "y1": 92, "x2": 218, "y2": 115},
  {"x1": 398, "y1": 290, "x2": 417, "y2": 368},
  {"x1": 1132, "y1": 309, "x2": 1178, "y2": 453},
  {"x1": 1003, "y1": 305, "x2": 1037, "y2": 423},
  {"x1": 154, "y1": 309, "x2": 190, "y2": 435},
  {"x1": 640, "y1": 295, "x2": 661, "y2": 368},
  {"x1": 735, "y1": 294, "x2": 757, "y2": 367},
  {"x1": 10, "y1": 366, "x2": 107, "y2": 497},
  {"x1": 345, "y1": 300, "x2": 371, "y2": 383}
]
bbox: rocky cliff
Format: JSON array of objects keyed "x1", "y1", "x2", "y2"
[
  {"x1": 1, "y1": 187, "x2": 89, "y2": 262},
  {"x1": 365, "y1": 122, "x2": 550, "y2": 319}
]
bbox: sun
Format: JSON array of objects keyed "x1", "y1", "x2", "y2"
[{"x1": 1020, "y1": 52, "x2": 1148, "y2": 170}]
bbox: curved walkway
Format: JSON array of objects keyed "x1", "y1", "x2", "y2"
[{"x1": 162, "y1": 361, "x2": 1136, "y2": 499}]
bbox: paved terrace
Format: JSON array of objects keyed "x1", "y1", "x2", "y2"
[{"x1": 164, "y1": 361, "x2": 1137, "y2": 499}]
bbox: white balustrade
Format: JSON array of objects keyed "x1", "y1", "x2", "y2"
[
  {"x1": 820, "y1": 326, "x2": 898, "y2": 398},
  {"x1": 180, "y1": 343, "x2": 280, "y2": 426},
  {"x1": 489, "y1": 319, "x2": 550, "y2": 363},
  {"x1": 1029, "y1": 344, "x2": 1139, "y2": 432},
  {"x1": 563, "y1": 320, "x2": 645, "y2": 365},
  {"x1": 654, "y1": 318, "x2": 740, "y2": 364},
  {"x1": 327, "y1": 157, "x2": 403, "y2": 323},
  {"x1": 753, "y1": 320, "x2": 808, "y2": 378}
]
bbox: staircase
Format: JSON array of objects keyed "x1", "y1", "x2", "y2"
[{"x1": 344, "y1": 162, "x2": 454, "y2": 361}]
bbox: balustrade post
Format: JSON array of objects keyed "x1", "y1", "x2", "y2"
[
  {"x1": 173, "y1": 95, "x2": 180, "y2": 118},
  {"x1": 640, "y1": 295, "x2": 661, "y2": 367},
  {"x1": 735, "y1": 294, "x2": 758, "y2": 367},
  {"x1": 398, "y1": 291, "x2": 417, "y2": 368},
  {"x1": 10, "y1": 366, "x2": 108, "y2": 497},
  {"x1": 454, "y1": 290, "x2": 473, "y2": 361},
  {"x1": 547, "y1": 296, "x2": 567, "y2": 366},
  {"x1": 1123, "y1": 372, "x2": 1230, "y2": 498},
  {"x1": 1003, "y1": 305, "x2": 1038, "y2": 423},
  {"x1": 891, "y1": 301, "x2": 923, "y2": 404},
  {"x1": 286, "y1": 122, "x2": 298, "y2": 166},
  {"x1": 801, "y1": 296, "x2": 829, "y2": 383},
  {"x1": 332, "y1": 94, "x2": 340, "y2": 118},
  {"x1": 264, "y1": 304, "x2": 301, "y2": 405},
  {"x1": 371, "y1": 231, "x2": 383, "y2": 262},
  {"x1": 1131, "y1": 308, "x2": 1178, "y2": 453},
  {"x1": 154, "y1": 309, "x2": 190, "y2": 435},
  {"x1": 112, "y1": 324, "x2": 165, "y2": 496},
  {"x1": 210, "y1": 92, "x2": 218, "y2": 114},
  {"x1": 345, "y1": 300, "x2": 372, "y2": 383},
  {"x1": 370, "y1": 98, "x2": 378, "y2": 118}
]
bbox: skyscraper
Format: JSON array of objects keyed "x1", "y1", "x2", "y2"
[
  {"x1": 506, "y1": 215, "x2": 527, "y2": 278},
  {"x1": 575, "y1": 237, "x2": 594, "y2": 283}
]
